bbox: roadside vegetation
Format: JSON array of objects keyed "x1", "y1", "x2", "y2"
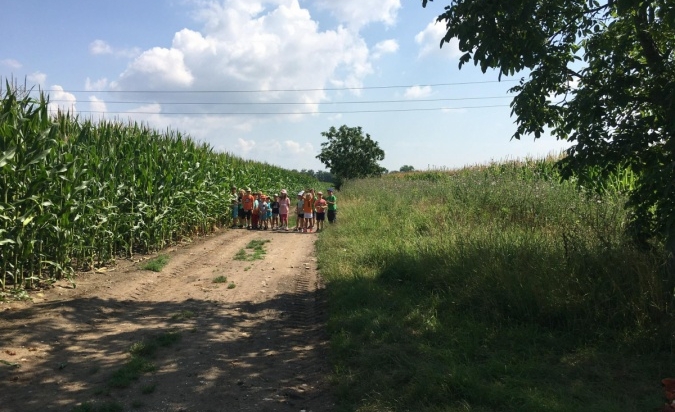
[
  {"x1": 316, "y1": 158, "x2": 674, "y2": 411},
  {"x1": 234, "y1": 239, "x2": 271, "y2": 261},
  {"x1": 0, "y1": 86, "x2": 318, "y2": 292}
]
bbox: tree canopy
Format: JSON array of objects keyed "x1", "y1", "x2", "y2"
[
  {"x1": 400, "y1": 165, "x2": 415, "y2": 172},
  {"x1": 423, "y1": 0, "x2": 675, "y2": 247},
  {"x1": 316, "y1": 125, "x2": 386, "y2": 189}
]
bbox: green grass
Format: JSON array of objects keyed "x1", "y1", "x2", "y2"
[
  {"x1": 234, "y1": 239, "x2": 271, "y2": 261},
  {"x1": 108, "y1": 331, "x2": 181, "y2": 389},
  {"x1": 317, "y1": 161, "x2": 674, "y2": 412},
  {"x1": 140, "y1": 254, "x2": 170, "y2": 272},
  {"x1": 170, "y1": 310, "x2": 195, "y2": 321},
  {"x1": 140, "y1": 383, "x2": 156, "y2": 394},
  {"x1": 213, "y1": 275, "x2": 228, "y2": 283},
  {"x1": 71, "y1": 401, "x2": 124, "y2": 412}
]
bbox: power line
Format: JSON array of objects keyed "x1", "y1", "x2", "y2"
[
  {"x1": 47, "y1": 95, "x2": 513, "y2": 105},
  {"x1": 72, "y1": 104, "x2": 511, "y2": 116},
  {"x1": 33, "y1": 80, "x2": 518, "y2": 94}
]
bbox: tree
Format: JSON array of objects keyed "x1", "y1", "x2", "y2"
[
  {"x1": 400, "y1": 165, "x2": 415, "y2": 172},
  {"x1": 423, "y1": 0, "x2": 675, "y2": 249},
  {"x1": 316, "y1": 125, "x2": 386, "y2": 189}
]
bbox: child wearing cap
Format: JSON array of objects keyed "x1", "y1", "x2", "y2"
[
  {"x1": 314, "y1": 191, "x2": 327, "y2": 232},
  {"x1": 278, "y1": 189, "x2": 291, "y2": 230},
  {"x1": 242, "y1": 188, "x2": 255, "y2": 229}
]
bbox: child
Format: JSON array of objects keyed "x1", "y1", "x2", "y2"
[
  {"x1": 265, "y1": 195, "x2": 272, "y2": 229},
  {"x1": 250, "y1": 191, "x2": 260, "y2": 230},
  {"x1": 314, "y1": 191, "x2": 327, "y2": 232},
  {"x1": 278, "y1": 189, "x2": 291, "y2": 231},
  {"x1": 296, "y1": 191, "x2": 304, "y2": 231},
  {"x1": 326, "y1": 188, "x2": 337, "y2": 224},
  {"x1": 271, "y1": 194, "x2": 280, "y2": 230},
  {"x1": 242, "y1": 188, "x2": 255, "y2": 229},
  {"x1": 237, "y1": 189, "x2": 246, "y2": 228},
  {"x1": 309, "y1": 188, "x2": 316, "y2": 231},
  {"x1": 302, "y1": 190, "x2": 314, "y2": 233},
  {"x1": 258, "y1": 195, "x2": 269, "y2": 230},
  {"x1": 229, "y1": 185, "x2": 239, "y2": 228}
]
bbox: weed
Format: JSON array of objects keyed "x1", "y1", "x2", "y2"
[
  {"x1": 108, "y1": 356, "x2": 156, "y2": 388},
  {"x1": 171, "y1": 310, "x2": 195, "y2": 321},
  {"x1": 106, "y1": 332, "x2": 181, "y2": 389},
  {"x1": 227, "y1": 282, "x2": 236, "y2": 289},
  {"x1": 140, "y1": 383, "x2": 156, "y2": 394},
  {"x1": 213, "y1": 275, "x2": 227, "y2": 283},
  {"x1": 317, "y1": 166, "x2": 671, "y2": 412},
  {"x1": 71, "y1": 401, "x2": 124, "y2": 412},
  {"x1": 233, "y1": 239, "x2": 270, "y2": 261},
  {"x1": 141, "y1": 255, "x2": 170, "y2": 272}
]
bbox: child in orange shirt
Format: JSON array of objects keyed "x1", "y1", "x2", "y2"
[
  {"x1": 302, "y1": 190, "x2": 314, "y2": 233},
  {"x1": 314, "y1": 191, "x2": 327, "y2": 232}
]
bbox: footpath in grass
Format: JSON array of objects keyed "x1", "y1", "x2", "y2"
[{"x1": 316, "y1": 161, "x2": 675, "y2": 412}]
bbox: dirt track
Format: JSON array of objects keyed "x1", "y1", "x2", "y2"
[{"x1": 0, "y1": 227, "x2": 332, "y2": 412}]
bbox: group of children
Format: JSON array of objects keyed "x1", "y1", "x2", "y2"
[{"x1": 229, "y1": 186, "x2": 337, "y2": 232}]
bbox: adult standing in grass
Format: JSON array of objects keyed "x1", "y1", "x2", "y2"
[{"x1": 326, "y1": 188, "x2": 337, "y2": 223}]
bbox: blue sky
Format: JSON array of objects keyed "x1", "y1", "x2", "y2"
[{"x1": 1, "y1": 0, "x2": 571, "y2": 172}]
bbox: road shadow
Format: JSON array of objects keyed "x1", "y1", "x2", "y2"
[{"x1": 0, "y1": 288, "x2": 331, "y2": 412}]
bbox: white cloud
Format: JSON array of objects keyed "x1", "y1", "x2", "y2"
[
  {"x1": 48, "y1": 85, "x2": 77, "y2": 115},
  {"x1": 88, "y1": 96, "x2": 108, "y2": 114},
  {"x1": 90, "y1": 40, "x2": 113, "y2": 55},
  {"x1": 85, "y1": 77, "x2": 108, "y2": 91},
  {"x1": 90, "y1": 39, "x2": 141, "y2": 58},
  {"x1": 284, "y1": 139, "x2": 313, "y2": 155},
  {"x1": 0, "y1": 59, "x2": 22, "y2": 69},
  {"x1": 315, "y1": 0, "x2": 400, "y2": 29},
  {"x1": 110, "y1": 0, "x2": 373, "y2": 117},
  {"x1": 27, "y1": 71, "x2": 47, "y2": 86},
  {"x1": 237, "y1": 137, "x2": 256, "y2": 153},
  {"x1": 372, "y1": 39, "x2": 398, "y2": 59},
  {"x1": 415, "y1": 20, "x2": 461, "y2": 59},
  {"x1": 117, "y1": 47, "x2": 194, "y2": 88},
  {"x1": 404, "y1": 85, "x2": 432, "y2": 99}
]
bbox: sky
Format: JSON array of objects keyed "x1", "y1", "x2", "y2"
[{"x1": 0, "y1": 0, "x2": 571, "y2": 172}]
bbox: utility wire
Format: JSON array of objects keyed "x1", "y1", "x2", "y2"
[
  {"x1": 73, "y1": 104, "x2": 511, "y2": 116},
  {"x1": 34, "y1": 79, "x2": 518, "y2": 94},
  {"x1": 47, "y1": 95, "x2": 513, "y2": 105}
]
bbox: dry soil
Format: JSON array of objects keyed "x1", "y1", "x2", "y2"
[{"x1": 0, "y1": 227, "x2": 332, "y2": 412}]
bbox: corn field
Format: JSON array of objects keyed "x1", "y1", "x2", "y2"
[{"x1": 0, "y1": 85, "x2": 317, "y2": 290}]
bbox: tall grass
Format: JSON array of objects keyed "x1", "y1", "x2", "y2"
[
  {"x1": 0, "y1": 85, "x2": 317, "y2": 290},
  {"x1": 317, "y1": 160, "x2": 672, "y2": 411}
]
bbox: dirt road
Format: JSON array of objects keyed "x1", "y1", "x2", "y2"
[{"x1": 0, "y1": 228, "x2": 332, "y2": 412}]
